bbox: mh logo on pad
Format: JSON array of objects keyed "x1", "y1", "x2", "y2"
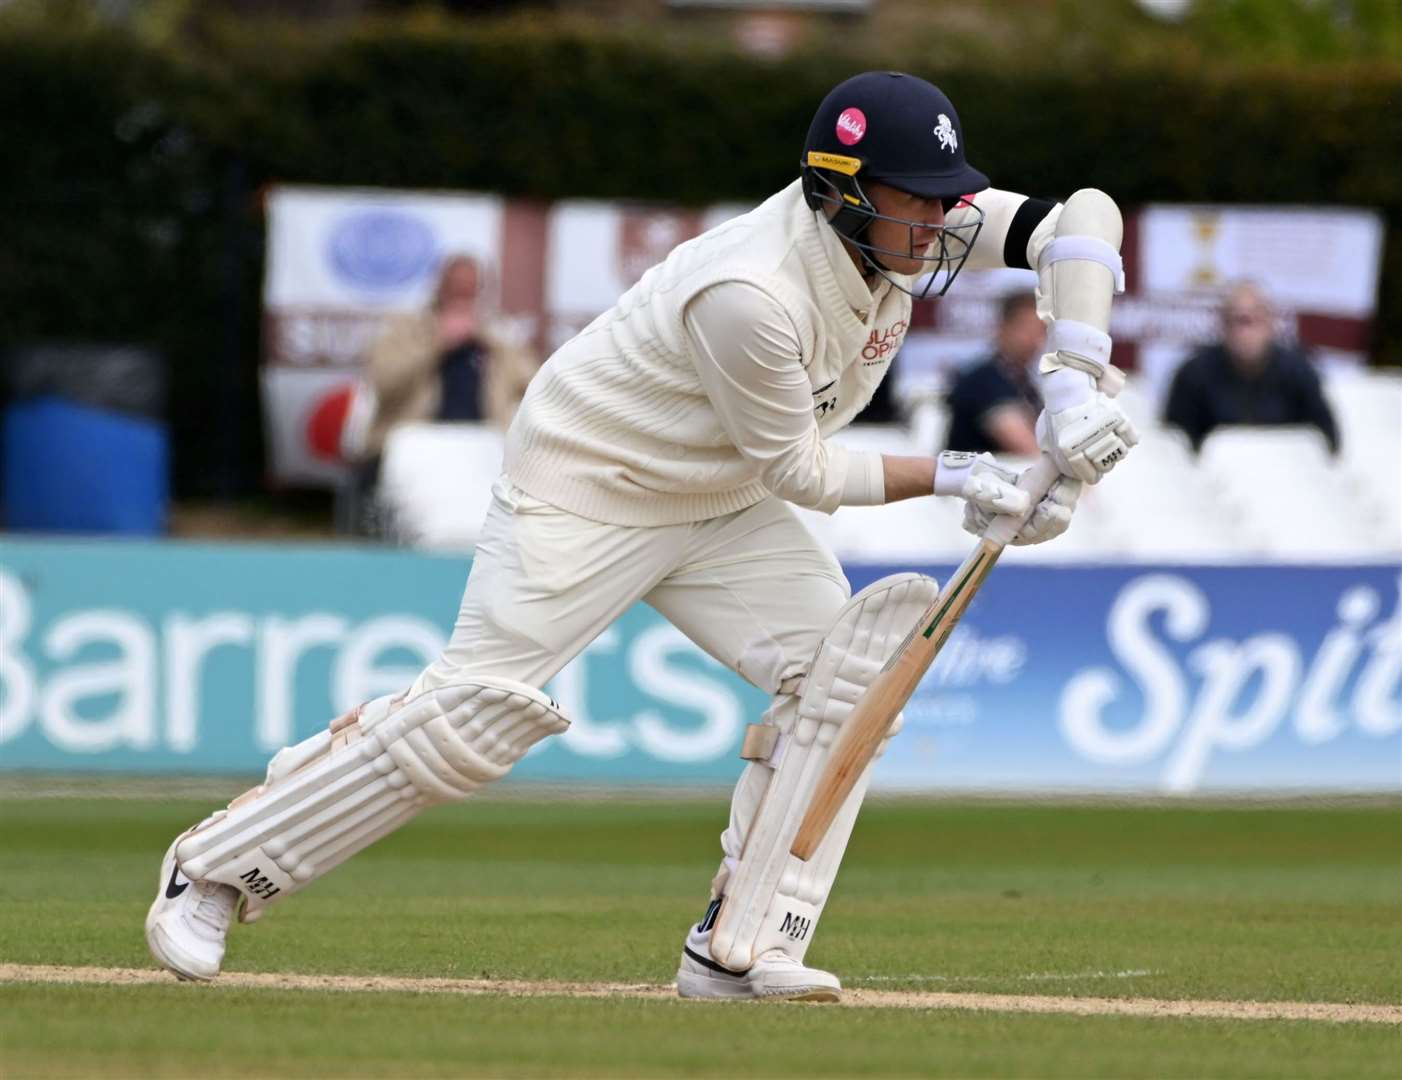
[
  {"x1": 238, "y1": 867, "x2": 282, "y2": 901},
  {"x1": 779, "y1": 912, "x2": 811, "y2": 942}
]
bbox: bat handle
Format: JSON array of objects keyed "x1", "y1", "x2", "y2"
[{"x1": 982, "y1": 453, "x2": 1061, "y2": 548}]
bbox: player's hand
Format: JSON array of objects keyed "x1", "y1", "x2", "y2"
[
  {"x1": 961, "y1": 473, "x2": 1081, "y2": 545},
  {"x1": 1035, "y1": 369, "x2": 1138, "y2": 484},
  {"x1": 436, "y1": 306, "x2": 479, "y2": 351},
  {"x1": 933, "y1": 451, "x2": 1030, "y2": 518}
]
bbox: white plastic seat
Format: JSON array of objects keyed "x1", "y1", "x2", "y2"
[
  {"x1": 1111, "y1": 376, "x2": 1157, "y2": 434},
  {"x1": 795, "y1": 497, "x2": 969, "y2": 564},
  {"x1": 377, "y1": 422, "x2": 505, "y2": 550},
  {"x1": 1198, "y1": 426, "x2": 1392, "y2": 556},
  {"x1": 904, "y1": 400, "x2": 950, "y2": 457},
  {"x1": 1089, "y1": 426, "x2": 1243, "y2": 558},
  {"x1": 1325, "y1": 376, "x2": 1401, "y2": 543},
  {"x1": 372, "y1": 398, "x2": 1399, "y2": 561},
  {"x1": 1326, "y1": 374, "x2": 1402, "y2": 445}
]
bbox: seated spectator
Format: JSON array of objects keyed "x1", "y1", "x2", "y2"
[
  {"x1": 361, "y1": 254, "x2": 538, "y2": 458},
  {"x1": 943, "y1": 291, "x2": 1043, "y2": 454},
  {"x1": 1164, "y1": 281, "x2": 1339, "y2": 453}
]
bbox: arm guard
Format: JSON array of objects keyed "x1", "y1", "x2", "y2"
[{"x1": 1035, "y1": 188, "x2": 1124, "y2": 389}]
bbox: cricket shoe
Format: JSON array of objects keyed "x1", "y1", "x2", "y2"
[
  {"x1": 675, "y1": 925, "x2": 841, "y2": 1003},
  {"x1": 144, "y1": 831, "x2": 239, "y2": 981}
]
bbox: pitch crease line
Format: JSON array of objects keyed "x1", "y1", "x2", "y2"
[
  {"x1": 856, "y1": 969, "x2": 1162, "y2": 984},
  {"x1": 3, "y1": 963, "x2": 1399, "y2": 1024}
]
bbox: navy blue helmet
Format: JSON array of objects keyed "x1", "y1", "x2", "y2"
[{"x1": 802, "y1": 71, "x2": 988, "y2": 297}]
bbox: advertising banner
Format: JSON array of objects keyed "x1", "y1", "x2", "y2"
[
  {"x1": 261, "y1": 187, "x2": 515, "y2": 485},
  {"x1": 896, "y1": 205, "x2": 1385, "y2": 406},
  {"x1": 261, "y1": 185, "x2": 1386, "y2": 486},
  {"x1": 2, "y1": 540, "x2": 1397, "y2": 793}
]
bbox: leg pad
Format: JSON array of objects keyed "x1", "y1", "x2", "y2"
[
  {"x1": 176, "y1": 677, "x2": 567, "y2": 918},
  {"x1": 709, "y1": 572, "x2": 940, "y2": 971}
]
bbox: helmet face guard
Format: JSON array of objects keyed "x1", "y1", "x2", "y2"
[{"x1": 802, "y1": 153, "x2": 985, "y2": 300}]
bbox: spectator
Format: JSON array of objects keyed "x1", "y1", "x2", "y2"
[
  {"x1": 360, "y1": 254, "x2": 538, "y2": 457},
  {"x1": 1164, "y1": 281, "x2": 1339, "y2": 453},
  {"x1": 943, "y1": 291, "x2": 1044, "y2": 454}
]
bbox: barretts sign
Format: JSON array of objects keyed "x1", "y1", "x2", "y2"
[{"x1": 1, "y1": 540, "x2": 1397, "y2": 793}]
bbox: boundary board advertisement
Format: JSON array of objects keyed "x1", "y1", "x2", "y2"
[{"x1": 2, "y1": 540, "x2": 1397, "y2": 793}]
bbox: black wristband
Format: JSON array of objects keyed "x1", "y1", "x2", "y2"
[{"x1": 1003, "y1": 197, "x2": 1058, "y2": 271}]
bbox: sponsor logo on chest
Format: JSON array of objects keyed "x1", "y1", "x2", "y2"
[{"x1": 862, "y1": 318, "x2": 908, "y2": 365}]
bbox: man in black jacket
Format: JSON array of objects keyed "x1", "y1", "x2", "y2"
[
  {"x1": 1164, "y1": 282, "x2": 1339, "y2": 453},
  {"x1": 943, "y1": 291, "x2": 1044, "y2": 455}
]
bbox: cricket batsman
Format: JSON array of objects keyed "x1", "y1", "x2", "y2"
[{"x1": 146, "y1": 71, "x2": 1135, "y2": 1001}]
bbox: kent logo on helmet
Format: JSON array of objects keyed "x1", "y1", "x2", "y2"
[{"x1": 801, "y1": 71, "x2": 988, "y2": 299}]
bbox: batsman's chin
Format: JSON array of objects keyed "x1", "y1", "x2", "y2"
[{"x1": 886, "y1": 253, "x2": 930, "y2": 277}]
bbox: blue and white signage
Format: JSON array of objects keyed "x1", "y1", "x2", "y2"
[
  {"x1": 847, "y1": 565, "x2": 1400, "y2": 792},
  {"x1": 326, "y1": 209, "x2": 439, "y2": 291},
  {"x1": 1, "y1": 539, "x2": 1397, "y2": 793}
]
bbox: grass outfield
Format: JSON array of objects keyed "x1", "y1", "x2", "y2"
[{"x1": 1, "y1": 790, "x2": 1399, "y2": 1077}]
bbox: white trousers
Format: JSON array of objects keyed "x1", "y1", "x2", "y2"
[{"x1": 411, "y1": 476, "x2": 852, "y2": 891}]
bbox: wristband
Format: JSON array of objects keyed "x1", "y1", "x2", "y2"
[
  {"x1": 1040, "y1": 366, "x2": 1095, "y2": 413},
  {"x1": 1047, "y1": 319, "x2": 1112, "y2": 374},
  {"x1": 933, "y1": 450, "x2": 977, "y2": 496}
]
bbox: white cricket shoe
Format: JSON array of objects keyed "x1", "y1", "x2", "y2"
[
  {"x1": 144, "y1": 833, "x2": 239, "y2": 981},
  {"x1": 675, "y1": 925, "x2": 841, "y2": 1003}
]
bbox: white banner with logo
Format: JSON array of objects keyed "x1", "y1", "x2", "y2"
[
  {"x1": 261, "y1": 187, "x2": 1385, "y2": 485},
  {"x1": 898, "y1": 205, "x2": 1385, "y2": 407},
  {"x1": 262, "y1": 188, "x2": 504, "y2": 484}
]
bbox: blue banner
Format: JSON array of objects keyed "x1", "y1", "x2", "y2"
[{"x1": 1, "y1": 538, "x2": 1397, "y2": 793}]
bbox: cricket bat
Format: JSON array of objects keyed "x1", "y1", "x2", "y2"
[{"x1": 787, "y1": 453, "x2": 1063, "y2": 861}]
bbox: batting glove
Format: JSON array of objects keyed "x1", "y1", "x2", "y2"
[
  {"x1": 1036, "y1": 368, "x2": 1138, "y2": 484},
  {"x1": 962, "y1": 473, "x2": 1081, "y2": 545}
]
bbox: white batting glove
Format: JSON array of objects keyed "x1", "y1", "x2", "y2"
[
  {"x1": 933, "y1": 451, "x2": 1031, "y2": 519},
  {"x1": 1036, "y1": 368, "x2": 1138, "y2": 484},
  {"x1": 962, "y1": 473, "x2": 1081, "y2": 545}
]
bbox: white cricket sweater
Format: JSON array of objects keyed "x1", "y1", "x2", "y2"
[
  {"x1": 505, "y1": 180, "x2": 910, "y2": 525},
  {"x1": 505, "y1": 179, "x2": 1047, "y2": 526}
]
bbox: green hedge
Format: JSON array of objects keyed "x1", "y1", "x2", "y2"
[{"x1": 4, "y1": 21, "x2": 1399, "y2": 495}]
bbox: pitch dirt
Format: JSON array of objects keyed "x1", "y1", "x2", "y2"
[{"x1": 4, "y1": 963, "x2": 1398, "y2": 1025}]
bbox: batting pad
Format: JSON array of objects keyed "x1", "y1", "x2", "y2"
[
  {"x1": 709, "y1": 572, "x2": 940, "y2": 971},
  {"x1": 176, "y1": 678, "x2": 568, "y2": 919}
]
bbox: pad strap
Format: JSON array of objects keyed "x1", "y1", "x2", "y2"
[
  {"x1": 1040, "y1": 236, "x2": 1125, "y2": 293},
  {"x1": 740, "y1": 722, "x2": 781, "y2": 763}
]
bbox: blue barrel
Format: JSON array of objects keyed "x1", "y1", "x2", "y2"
[{"x1": 3, "y1": 395, "x2": 169, "y2": 534}]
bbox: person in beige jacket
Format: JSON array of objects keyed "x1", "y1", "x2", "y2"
[{"x1": 361, "y1": 254, "x2": 537, "y2": 457}]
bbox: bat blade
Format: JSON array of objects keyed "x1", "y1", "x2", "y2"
[{"x1": 788, "y1": 539, "x2": 1002, "y2": 861}]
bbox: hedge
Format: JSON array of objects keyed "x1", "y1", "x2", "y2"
[{"x1": 4, "y1": 21, "x2": 1399, "y2": 495}]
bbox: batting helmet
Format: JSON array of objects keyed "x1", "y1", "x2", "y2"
[{"x1": 801, "y1": 71, "x2": 989, "y2": 297}]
